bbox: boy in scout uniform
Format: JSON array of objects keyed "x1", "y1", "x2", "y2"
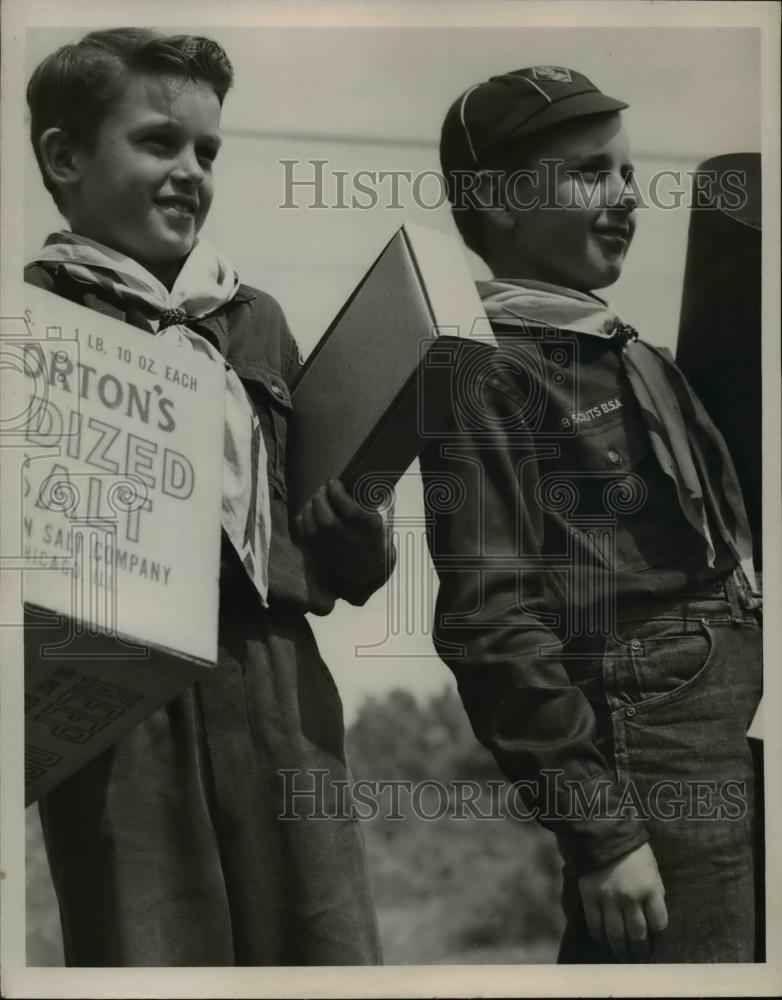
[{"x1": 423, "y1": 65, "x2": 762, "y2": 962}]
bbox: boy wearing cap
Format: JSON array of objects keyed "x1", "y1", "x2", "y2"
[
  {"x1": 422, "y1": 66, "x2": 762, "y2": 962},
  {"x1": 24, "y1": 28, "x2": 391, "y2": 966}
]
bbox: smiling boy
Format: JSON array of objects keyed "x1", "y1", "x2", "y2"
[
  {"x1": 422, "y1": 67, "x2": 762, "y2": 963},
  {"x1": 42, "y1": 77, "x2": 221, "y2": 278},
  {"x1": 25, "y1": 28, "x2": 390, "y2": 966}
]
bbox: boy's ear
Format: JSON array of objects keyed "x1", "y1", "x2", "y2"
[
  {"x1": 38, "y1": 128, "x2": 82, "y2": 193},
  {"x1": 475, "y1": 173, "x2": 516, "y2": 240}
]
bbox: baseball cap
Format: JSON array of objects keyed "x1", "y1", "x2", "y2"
[{"x1": 440, "y1": 66, "x2": 628, "y2": 176}]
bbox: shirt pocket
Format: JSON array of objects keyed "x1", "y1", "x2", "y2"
[
  {"x1": 564, "y1": 414, "x2": 699, "y2": 571},
  {"x1": 575, "y1": 410, "x2": 651, "y2": 477},
  {"x1": 554, "y1": 412, "x2": 653, "y2": 520},
  {"x1": 235, "y1": 363, "x2": 292, "y2": 502}
]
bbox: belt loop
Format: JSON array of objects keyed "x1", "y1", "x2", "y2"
[
  {"x1": 736, "y1": 565, "x2": 763, "y2": 618},
  {"x1": 725, "y1": 570, "x2": 744, "y2": 622}
]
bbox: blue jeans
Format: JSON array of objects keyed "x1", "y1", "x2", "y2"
[{"x1": 558, "y1": 569, "x2": 763, "y2": 963}]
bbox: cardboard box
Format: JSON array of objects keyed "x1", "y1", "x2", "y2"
[
  {"x1": 20, "y1": 286, "x2": 224, "y2": 803},
  {"x1": 287, "y1": 224, "x2": 495, "y2": 511}
]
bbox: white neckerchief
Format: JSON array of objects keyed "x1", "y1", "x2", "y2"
[
  {"x1": 477, "y1": 277, "x2": 619, "y2": 337},
  {"x1": 31, "y1": 232, "x2": 272, "y2": 606}
]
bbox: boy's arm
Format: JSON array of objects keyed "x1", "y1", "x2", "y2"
[{"x1": 420, "y1": 374, "x2": 649, "y2": 877}]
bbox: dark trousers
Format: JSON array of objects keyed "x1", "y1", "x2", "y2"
[
  {"x1": 558, "y1": 570, "x2": 763, "y2": 963},
  {"x1": 38, "y1": 607, "x2": 382, "y2": 966}
]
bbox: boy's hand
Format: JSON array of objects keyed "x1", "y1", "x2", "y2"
[
  {"x1": 294, "y1": 477, "x2": 394, "y2": 586},
  {"x1": 578, "y1": 843, "x2": 668, "y2": 961}
]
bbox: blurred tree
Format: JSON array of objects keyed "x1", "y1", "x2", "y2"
[
  {"x1": 345, "y1": 686, "x2": 564, "y2": 963},
  {"x1": 347, "y1": 685, "x2": 504, "y2": 784}
]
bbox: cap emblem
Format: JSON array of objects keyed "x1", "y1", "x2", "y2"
[{"x1": 530, "y1": 66, "x2": 573, "y2": 84}]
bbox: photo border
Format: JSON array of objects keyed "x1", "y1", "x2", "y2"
[{"x1": 1, "y1": 1, "x2": 780, "y2": 996}]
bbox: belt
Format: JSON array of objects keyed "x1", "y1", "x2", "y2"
[{"x1": 616, "y1": 565, "x2": 762, "y2": 624}]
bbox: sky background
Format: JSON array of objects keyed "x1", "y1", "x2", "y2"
[{"x1": 24, "y1": 25, "x2": 761, "y2": 722}]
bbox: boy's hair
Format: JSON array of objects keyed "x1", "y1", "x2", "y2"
[
  {"x1": 445, "y1": 129, "x2": 552, "y2": 264},
  {"x1": 27, "y1": 28, "x2": 234, "y2": 209}
]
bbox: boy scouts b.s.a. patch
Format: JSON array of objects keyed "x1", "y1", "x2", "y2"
[{"x1": 531, "y1": 66, "x2": 573, "y2": 84}]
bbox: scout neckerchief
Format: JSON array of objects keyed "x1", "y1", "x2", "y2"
[
  {"x1": 31, "y1": 231, "x2": 272, "y2": 607},
  {"x1": 478, "y1": 277, "x2": 754, "y2": 579}
]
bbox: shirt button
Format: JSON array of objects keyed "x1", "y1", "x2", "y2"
[
  {"x1": 626, "y1": 706, "x2": 637, "y2": 718},
  {"x1": 607, "y1": 448, "x2": 623, "y2": 466}
]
